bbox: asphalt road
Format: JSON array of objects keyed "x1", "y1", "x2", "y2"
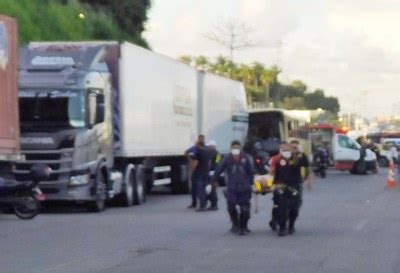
[{"x1": 1, "y1": 170, "x2": 400, "y2": 273}]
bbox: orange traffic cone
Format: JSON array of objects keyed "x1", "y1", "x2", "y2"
[{"x1": 386, "y1": 162, "x2": 396, "y2": 189}]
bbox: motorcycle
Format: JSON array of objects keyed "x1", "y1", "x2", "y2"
[{"x1": 0, "y1": 164, "x2": 51, "y2": 220}]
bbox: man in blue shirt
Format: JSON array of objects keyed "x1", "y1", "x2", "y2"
[
  {"x1": 189, "y1": 140, "x2": 210, "y2": 211},
  {"x1": 186, "y1": 135, "x2": 206, "y2": 209},
  {"x1": 213, "y1": 140, "x2": 255, "y2": 235}
]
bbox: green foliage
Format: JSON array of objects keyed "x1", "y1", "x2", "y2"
[
  {"x1": 280, "y1": 97, "x2": 306, "y2": 110},
  {"x1": 0, "y1": 0, "x2": 150, "y2": 47},
  {"x1": 79, "y1": 0, "x2": 151, "y2": 47},
  {"x1": 304, "y1": 89, "x2": 340, "y2": 113},
  {"x1": 179, "y1": 55, "x2": 341, "y2": 114}
]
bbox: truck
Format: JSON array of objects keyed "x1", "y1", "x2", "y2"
[
  {"x1": 333, "y1": 134, "x2": 377, "y2": 173},
  {"x1": 0, "y1": 15, "x2": 21, "y2": 176},
  {"x1": 15, "y1": 41, "x2": 248, "y2": 211}
]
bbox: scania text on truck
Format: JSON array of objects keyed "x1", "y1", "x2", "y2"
[{"x1": 15, "y1": 41, "x2": 248, "y2": 211}]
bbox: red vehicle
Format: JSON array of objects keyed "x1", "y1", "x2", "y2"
[{"x1": 0, "y1": 15, "x2": 20, "y2": 162}]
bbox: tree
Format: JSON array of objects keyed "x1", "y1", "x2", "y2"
[
  {"x1": 0, "y1": 0, "x2": 151, "y2": 46},
  {"x1": 79, "y1": 0, "x2": 151, "y2": 47},
  {"x1": 204, "y1": 19, "x2": 259, "y2": 61},
  {"x1": 177, "y1": 55, "x2": 340, "y2": 113},
  {"x1": 304, "y1": 89, "x2": 340, "y2": 114},
  {"x1": 291, "y1": 80, "x2": 307, "y2": 94},
  {"x1": 178, "y1": 55, "x2": 193, "y2": 65},
  {"x1": 281, "y1": 97, "x2": 306, "y2": 110}
]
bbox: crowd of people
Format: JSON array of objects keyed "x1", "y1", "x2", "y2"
[{"x1": 185, "y1": 135, "x2": 312, "y2": 237}]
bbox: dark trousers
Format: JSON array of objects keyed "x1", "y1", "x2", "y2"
[
  {"x1": 190, "y1": 174, "x2": 197, "y2": 206},
  {"x1": 192, "y1": 173, "x2": 208, "y2": 209},
  {"x1": 271, "y1": 191, "x2": 279, "y2": 224},
  {"x1": 226, "y1": 190, "x2": 251, "y2": 228},
  {"x1": 276, "y1": 188, "x2": 301, "y2": 231},
  {"x1": 208, "y1": 175, "x2": 218, "y2": 207}
]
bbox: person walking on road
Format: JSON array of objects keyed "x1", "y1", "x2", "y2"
[
  {"x1": 268, "y1": 143, "x2": 286, "y2": 232},
  {"x1": 186, "y1": 135, "x2": 206, "y2": 209},
  {"x1": 390, "y1": 144, "x2": 398, "y2": 165},
  {"x1": 206, "y1": 140, "x2": 221, "y2": 210},
  {"x1": 388, "y1": 144, "x2": 400, "y2": 176},
  {"x1": 213, "y1": 140, "x2": 255, "y2": 236},
  {"x1": 313, "y1": 146, "x2": 329, "y2": 178},
  {"x1": 188, "y1": 140, "x2": 210, "y2": 212},
  {"x1": 273, "y1": 141, "x2": 310, "y2": 236}
]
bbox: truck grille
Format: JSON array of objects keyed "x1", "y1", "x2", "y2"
[{"x1": 13, "y1": 148, "x2": 74, "y2": 182}]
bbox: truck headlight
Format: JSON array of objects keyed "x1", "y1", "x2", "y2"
[{"x1": 69, "y1": 174, "x2": 90, "y2": 187}]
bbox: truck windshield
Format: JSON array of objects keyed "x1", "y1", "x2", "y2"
[{"x1": 19, "y1": 89, "x2": 86, "y2": 128}]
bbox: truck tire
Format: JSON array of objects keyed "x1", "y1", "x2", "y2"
[
  {"x1": 350, "y1": 160, "x2": 367, "y2": 175},
  {"x1": 378, "y1": 156, "x2": 389, "y2": 168},
  {"x1": 171, "y1": 162, "x2": 190, "y2": 194},
  {"x1": 117, "y1": 165, "x2": 134, "y2": 207},
  {"x1": 87, "y1": 171, "x2": 107, "y2": 212},
  {"x1": 133, "y1": 165, "x2": 146, "y2": 205}
]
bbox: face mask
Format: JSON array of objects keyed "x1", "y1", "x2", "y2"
[
  {"x1": 282, "y1": 151, "x2": 292, "y2": 159},
  {"x1": 231, "y1": 149, "x2": 241, "y2": 156}
]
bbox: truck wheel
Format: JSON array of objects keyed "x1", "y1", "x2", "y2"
[
  {"x1": 133, "y1": 165, "x2": 146, "y2": 205},
  {"x1": 118, "y1": 166, "x2": 134, "y2": 207},
  {"x1": 87, "y1": 171, "x2": 106, "y2": 212},
  {"x1": 378, "y1": 157, "x2": 389, "y2": 167}
]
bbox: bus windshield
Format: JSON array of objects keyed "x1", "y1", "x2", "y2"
[{"x1": 247, "y1": 111, "x2": 284, "y2": 154}]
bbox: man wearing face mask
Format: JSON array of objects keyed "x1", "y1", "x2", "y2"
[
  {"x1": 273, "y1": 141, "x2": 310, "y2": 236},
  {"x1": 213, "y1": 140, "x2": 255, "y2": 236}
]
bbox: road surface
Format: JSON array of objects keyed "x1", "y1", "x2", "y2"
[{"x1": 1, "y1": 170, "x2": 400, "y2": 273}]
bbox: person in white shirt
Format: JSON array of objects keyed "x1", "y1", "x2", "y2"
[{"x1": 390, "y1": 144, "x2": 398, "y2": 164}]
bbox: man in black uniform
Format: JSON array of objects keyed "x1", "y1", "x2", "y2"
[
  {"x1": 207, "y1": 140, "x2": 221, "y2": 210},
  {"x1": 186, "y1": 135, "x2": 206, "y2": 209},
  {"x1": 213, "y1": 140, "x2": 255, "y2": 235},
  {"x1": 274, "y1": 141, "x2": 310, "y2": 236},
  {"x1": 189, "y1": 140, "x2": 210, "y2": 211}
]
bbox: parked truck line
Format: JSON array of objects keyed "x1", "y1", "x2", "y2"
[{"x1": 14, "y1": 41, "x2": 248, "y2": 211}]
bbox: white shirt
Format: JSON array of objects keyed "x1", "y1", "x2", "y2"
[{"x1": 390, "y1": 147, "x2": 398, "y2": 159}]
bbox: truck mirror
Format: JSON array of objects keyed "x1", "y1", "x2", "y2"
[
  {"x1": 95, "y1": 103, "x2": 105, "y2": 124},
  {"x1": 95, "y1": 93, "x2": 105, "y2": 124},
  {"x1": 88, "y1": 93, "x2": 97, "y2": 126}
]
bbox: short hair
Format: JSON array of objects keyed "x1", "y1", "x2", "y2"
[
  {"x1": 231, "y1": 140, "x2": 241, "y2": 147},
  {"x1": 290, "y1": 139, "x2": 300, "y2": 145}
]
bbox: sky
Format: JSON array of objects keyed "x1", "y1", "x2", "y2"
[{"x1": 143, "y1": 0, "x2": 400, "y2": 118}]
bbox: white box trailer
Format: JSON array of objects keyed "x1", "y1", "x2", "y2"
[
  {"x1": 18, "y1": 40, "x2": 248, "y2": 210},
  {"x1": 119, "y1": 43, "x2": 198, "y2": 157},
  {"x1": 198, "y1": 72, "x2": 248, "y2": 154}
]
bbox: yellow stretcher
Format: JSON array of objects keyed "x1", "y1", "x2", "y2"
[
  {"x1": 252, "y1": 174, "x2": 274, "y2": 213},
  {"x1": 253, "y1": 174, "x2": 274, "y2": 194}
]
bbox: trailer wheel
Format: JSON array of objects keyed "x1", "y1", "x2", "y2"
[{"x1": 133, "y1": 165, "x2": 146, "y2": 205}]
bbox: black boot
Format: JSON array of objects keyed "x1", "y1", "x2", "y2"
[
  {"x1": 239, "y1": 211, "x2": 250, "y2": 236},
  {"x1": 278, "y1": 229, "x2": 287, "y2": 237},
  {"x1": 269, "y1": 220, "x2": 277, "y2": 231},
  {"x1": 278, "y1": 221, "x2": 287, "y2": 237},
  {"x1": 229, "y1": 209, "x2": 240, "y2": 233},
  {"x1": 288, "y1": 220, "x2": 296, "y2": 235}
]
